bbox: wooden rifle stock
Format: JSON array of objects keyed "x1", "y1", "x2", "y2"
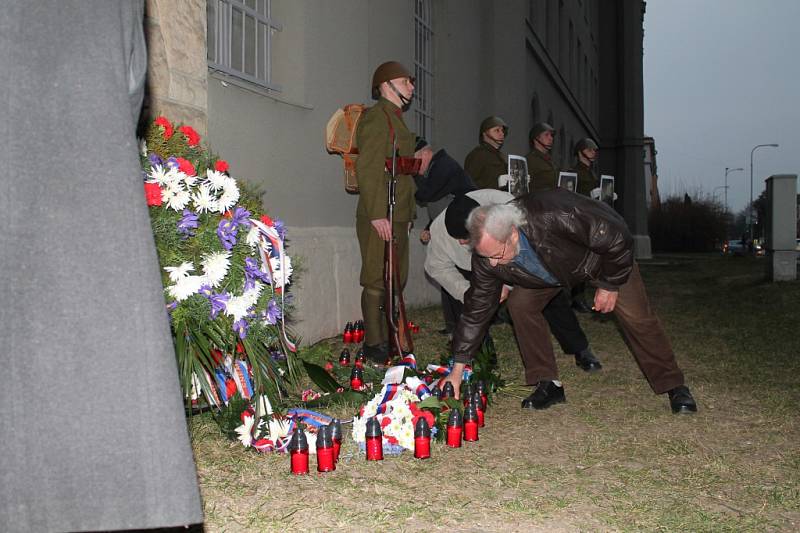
[{"x1": 384, "y1": 140, "x2": 414, "y2": 359}]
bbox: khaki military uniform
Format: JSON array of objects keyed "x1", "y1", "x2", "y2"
[
  {"x1": 525, "y1": 149, "x2": 559, "y2": 192},
  {"x1": 569, "y1": 161, "x2": 598, "y2": 196},
  {"x1": 354, "y1": 97, "x2": 416, "y2": 346},
  {"x1": 464, "y1": 142, "x2": 507, "y2": 189}
]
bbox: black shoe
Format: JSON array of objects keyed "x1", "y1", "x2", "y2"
[
  {"x1": 574, "y1": 349, "x2": 602, "y2": 372},
  {"x1": 667, "y1": 385, "x2": 697, "y2": 414},
  {"x1": 571, "y1": 298, "x2": 593, "y2": 313},
  {"x1": 362, "y1": 343, "x2": 389, "y2": 365},
  {"x1": 521, "y1": 380, "x2": 566, "y2": 410}
]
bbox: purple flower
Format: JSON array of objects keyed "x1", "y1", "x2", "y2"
[
  {"x1": 166, "y1": 156, "x2": 179, "y2": 169},
  {"x1": 244, "y1": 256, "x2": 271, "y2": 290},
  {"x1": 148, "y1": 152, "x2": 163, "y2": 168},
  {"x1": 274, "y1": 218, "x2": 287, "y2": 241},
  {"x1": 264, "y1": 299, "x2": 282, "y2": 325},
  {"x1": 177, "y1": 209, "x2": 199, "y2": 239},
  {"x1": 233, "y1": 318, "x2": 249, "y2": 340},
  {"x1": 207, "y1": 291, "x2": 230, "y2": 320},
  {"x1": 230, "y1": 207, "x2": 252, "y2": 228},
  {"x1": 217, "y1": 218, "x2": 238, "y2": 250},
  {"x1": 166, "y1": 301, "x2": 178, "y2": 313}
]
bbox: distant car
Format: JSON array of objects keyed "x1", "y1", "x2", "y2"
[{"x1": 723, "y1": 239, "x2": 746, "y2": 256}]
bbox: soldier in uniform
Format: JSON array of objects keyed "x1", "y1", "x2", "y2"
[
  {"x1": 464, "y1": 116, "x2": 509, "y2": 190},
  {"x1": 568, "y1": 137, "x2": 600, "y2": 312},
  {"x1": 570, "y1": 137, "x2": 600, "y2": 196},
  {"x1": 525, "y1": 122, "x2": 559, "y2": 192},
  {"x1": 355, "y1": 61, "x2": 419, "y2": 362}
]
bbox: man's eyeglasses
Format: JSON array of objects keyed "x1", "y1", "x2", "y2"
[{"x1": 479, "y1": 240, "x2": 507, "y2": 261}]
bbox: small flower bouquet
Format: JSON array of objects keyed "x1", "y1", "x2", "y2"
[{"x1": 140, "y1": 117, "x2": 299, "y2": 411}]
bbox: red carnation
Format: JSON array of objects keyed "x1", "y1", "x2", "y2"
[
  {"x1": 179, "y1": 125, "x2": 201, "y2": 147},
  {"x1": 175, "y1": 157, "x2": 196, "y2": 176},
  {"x1": 154, "y1": 116, "x2": 173, "y2": 140},
  {"x1": 144, "y1": 182, "x2": 162, "y2": 206},
  {"x1": 214, "y1": 160, "x2": 229, "y2": 173},
  {"x1": 260, "y1": 214, "x2": 274, "y2": 227}
]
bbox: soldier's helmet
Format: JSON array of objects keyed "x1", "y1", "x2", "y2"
[
  {"x1": 528, "y1": 122, "x2": 555, "y2": 144},
  {"x1": 574, "y1": 137, "x2": 599, "y2": 154},
  {"x1": 371, "y1": 61, "x2": 415, "y2": 100},
  {"x1": 479, "y1": 116, "x2": 509, "y2": 141}
]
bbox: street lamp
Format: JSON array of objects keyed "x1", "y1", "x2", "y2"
[
  {"x1": 724, "y1": 167, "x2": 743, "y2": 213},
  {"x1": 749, "y1": 144, "x2": 779, "y2": 240}
]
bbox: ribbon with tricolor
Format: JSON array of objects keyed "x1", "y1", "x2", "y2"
[{"x1": 249, "y1": 217, "x2": 297, "y2": 352}]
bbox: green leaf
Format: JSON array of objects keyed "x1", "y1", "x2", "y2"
[
  {"x1": 302, "y1": 389, "x2": 366, "y2": 408},
  {"x1": 302, "y1": 360, "x2": 342, "y2": 394}
]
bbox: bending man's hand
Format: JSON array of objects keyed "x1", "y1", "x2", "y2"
[
  {"x1": 593, "y1": 288, "x2": 619, "y2": 313},
  {"x1": 371, "y1": 218, "x2": 392, "y2": 241},
  {"x1": 441, "y1": 362, "x2": 466, "y2": 399}
]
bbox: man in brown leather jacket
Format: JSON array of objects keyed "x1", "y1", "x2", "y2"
[{"x1": 443, "y1": 189, "x2": 697, "y2": 414}]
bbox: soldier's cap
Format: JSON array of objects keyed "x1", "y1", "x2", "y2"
[
  {"x1": 529, "y1": 122, "x2": 555, "y2": 143},
  {"x1": 415, "y1": 136, "x2": 429, "y2": 151},
  {"x1": 574, "y1": 137, "x2": 598, "y2": 154},
  {"x1": 371, "y1": 61, "x2": 415, "y2": 99},
  {"x1": 445, "y1": 194, "x2": 480, "y2": 240},
  {"x1": 479, "y1": 116, "x2": 509, "y2": 135}
]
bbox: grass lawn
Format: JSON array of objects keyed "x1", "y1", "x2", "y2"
[{"x1": 190, "y1": 254, "x2": 799, "y2": 532}]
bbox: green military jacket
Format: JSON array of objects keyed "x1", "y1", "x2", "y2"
[
  {"x1": 568, "y1": 161, "x2": 598, "y2": 196},
  {"x1": 464, "y1": 142, "x2": 506, "y2": 190},
  {"x1": 525, "y1": 149, "x2": 559, "y2": 192},
  {"x1": 355, "y1": 98, "x2": 416, "y2": 222}
]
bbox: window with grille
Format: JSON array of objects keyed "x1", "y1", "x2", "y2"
[
  {"x1": 414, "y1": 0, "x2": 434, "y2": 142},
  {"x1": 207, "y1": 0, "x2": 282, "y2": 92}
]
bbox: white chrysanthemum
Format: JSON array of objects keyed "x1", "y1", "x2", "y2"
[
  {"x1": 217, "y1": 186, "x2": 240, "y2": 212},
  {"x1": 148, "y1": 164, "x2": 168, "y2": 185},
  {"x1": 235, "y1": 414, "x2": 264, "y2": 448},
  {"x1": 164, "y1": 261, "x2": 194, "y2": 283},
  {"x1": 242, "y1": 283, "x2": 263, "y2": 305},
  {"x1": 166, "y1": 274, "x2": 205, "y2": 302},
  {"x1": 269, "y1": 255, "x2": 293, "y2": 288},
  {"x1": 192, "y1": 183, "x2": 218, "y2": 214},
  {"x1": 245, "y1": 226, "x2": 262, "y2": 249},
  {"x1": 267, "y1": 418, "x2": 290, "y2": 440},
  {"x1": 224, "y1": 294, "x2": 252, "y2": 321},
  {"x1": 183, "y1": 173, "x2": 198, "y2": 188},
  {"x1": 206, "y1": 169, "x2": 228, "y2": 191},
  {"x1": 161, "y1": 166, "x2": 183, "y2": 188},
  {"x1": 139, "y1": 139, "x2": 148, "y2": 157},
  {"x1": 164, "y1": 184, "x2": 191, "y2": 211},
  {"x1": 201, "y1": 251, "x2": 231, "y2": 287}
]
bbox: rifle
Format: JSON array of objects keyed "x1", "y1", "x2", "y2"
[{"x1": 384, "y1": 139, "x2": 414, "y2": 359}]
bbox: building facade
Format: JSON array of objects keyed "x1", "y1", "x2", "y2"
[{"x1": 144, "y1": 0, "x2": 649, "y2": 344}]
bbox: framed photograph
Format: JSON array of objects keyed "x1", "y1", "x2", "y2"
[
  {"x1": 557, "y1": 172, "x2": 578, "y2": 193},
  {"x1": 600, "y1": 175, "x2": 615, "y2": 206},
  {"x1": 507, "y1": 155, "x2": 529, "y2": 197}
]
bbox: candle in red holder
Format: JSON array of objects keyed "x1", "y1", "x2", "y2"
[
  {"x1": 446, "y1": 409, "x2": 463, "y2": 448},
  {"x1": 470, "y1": 392, "x2": 485, "y2": 428},
  {"x1": 342, "y1": 322, "x2": 353, "y2": 344},
  {"x1": 463, "y1": 404, "x2": 479, "y2": 442},
  {"x1": 365, "y1": 417, "x2": 384, "y2": 461},
  {"x1": 350, "y1": 366, "x2": 363, "y2": 390},
  {"x1": 316, "y1": 425, "x2": 336, "y2": 472},
  {"x1": 329, "y1": 418, "x2": 343, "y2": 462},
  {"x1": 441, "y1": 381, "x2": 455, "y2": 401},
  {"x1": 355, "y1": 348, "x2": 366, "y2": 368},
  {"x1": 288, "y1": 429, "x2": 309, "y2": 475},
  {"x1": 414, "y1": 417, "x2": 432, "y2": 459},
  {"x1": 461, "y1": 382, "x2": 474, "y2": 406},
  {"x1": 430, "y1": 385, "x2": 442, "y2": 400},
  {"x1": 354, "y1": 320, "x2": 365, "y2": 343},
  {"x1": 475, "y1": 380, "x2": 488, "y2": 411},
  {"x1": 339, "y1": 348, "x2": 351, "y2": 366}
]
